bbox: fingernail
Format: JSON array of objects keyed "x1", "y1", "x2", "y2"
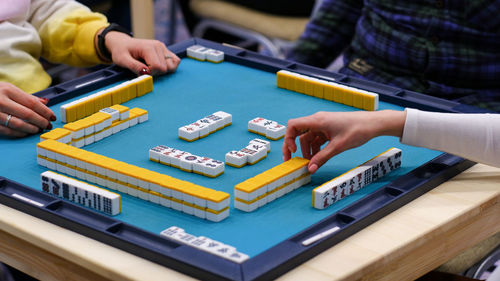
[
  {"x1": 309, "y1": 164, "x2": 318, "y2": 174},
  {"x1": 50, "y1": 115, "x2": 56, "y2": 121},
  {"x1": 39, "y1": 97, "x2": 49, "y2": 104},
  {"x1": 46, "y1": 123, "x2": 53, "y2": 130},
  {"x1": 139, "y1": 68, "x2": 151, "y2": 75}
]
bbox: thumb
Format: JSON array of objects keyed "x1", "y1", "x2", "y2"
[{"x1": 308, "y1": 140, "x2": 342, "y2": 174}]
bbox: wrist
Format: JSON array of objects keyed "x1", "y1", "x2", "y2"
[
  {"x1": 374, "y1": 110, "x2": 406, "y2": 138},
  {"x1": 95, "y1": 23, "x2": 132, "y2": 62}
]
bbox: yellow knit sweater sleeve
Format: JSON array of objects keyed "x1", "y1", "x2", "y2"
[{"x1": 31, "y1": 0, "x2": 109, "y2": 66}]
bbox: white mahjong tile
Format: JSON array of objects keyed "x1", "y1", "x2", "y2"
[
  {"x1": 149, "y1": 146, "x2": 164, "y2": 162},
  {"x1": 157, "y1": 185, "x2": 171, "y2": 197},
  {"x1": 267, "y1": 191, "x2": 277, "y2": 203},
  {"x1": 234, "y1": 200, "x2": 250, "y2": 212},
  {"x1": 95, "y1": 121, "x2": 106, "y2": 132},
  {"x1": 265, "y1": 123, "x2": 286, "y2": 140},
  {"x1": 127, "y1": 186, "x2": 138, "y2": 197},
  {"x1": 248, "y1": 117, "x2": 267, "y2": 134},
  {"x1": 100, "y1": 107, "x2": 120, "y2": 122},
  {"x1": 194, "y1": 207, "x2": 206, "y2": 219},
  {"x1": 206, "y1": 208, "x2": 229, "y2": 222},
  {"x1": 203, "y1": 159, "x2": 224, "y2": 177},
  {"x1": 193, "y1": 157, "x2": 211, "y2": 174},
  {"x1": 46, "y1": 160, "x2": 57, "y2": 170},
  {"x1": 257, "y1": 196, "x2": 267, "y2": 208},
  {"x1": 160, "y1": 196, "x2": 172, "y2": 208},
  {"x1": 71, "y1": 128, "x2": 85, "y2": 140},
  {"x1": 36, "y1": 146, "x2": 47, "y2": 157},
  {"x1": 181, "y1": 203, "x2": 195, "y2": 215},
  {"x1": 189, "y1": 236, "x2": 212, "y2": 250},
  {"x1": 227, "y1": 252, "x2": 249, "y2": 264},
  {"x1": 61, "y1": 134, "x2": 72, "y2": 144},
  {"x1": 111, "y1": 123, "x2": 121, "y2": 134},
  {"x1": 213, "y1": 244, "x2": 237, "y2": 259},
  {"x1": 191, "y1": 121, "x2": 209, "y2": 138},
  {"x1": 129, "y1": 117, "x2": 138, "y2": 127},
  {"x1": 244, "y1": 143, "x2": 267, "y2": 164},
  {"x1": 120, "y1": 120, "x2": 130, "y2": 131},
  {"x1": 171, "y1": 200, "x2": 183, "y2": 211},
  {"x1": 206, "y1": 195, "x2": 229, "y2": 211},
  {"x1": 213, "y1": 111, "x2": 232, "y2": 126},
  {"x1": 158, "y1": 147, "x2": 175, "y2": 165},
  {"x1": 84, "y1": 124, "x2": 95, "y2": 136},
  {"x1": 177, "y1": 232, "x2": 198, "y2": 245},
  {"x1": 84, "y1": 135, "x2": 94, "y2": 146},
  {"x1": 225, "y1": 150, "x2": 247, "y2": 167},
  {"x1": 119, "y1": 110, "x2": 129, "y2": 121},
  {"x1": 160, "y1": 226, "x2": 184, "y2": 239},
  {"x1": 178, "y1": 125, "x2": 200, "y2": 141},
  {"x1": 275, "y1": 187, "x2": 285, "y2": 198},
  {"x1": 116, "y1": 182, "x2": 128, "y2": 193},
  {"x1": 148, "y1": 192, "x2": 160, "y2": 204},
  {"x1": 94, "y1": 131, "x2": 103, "y2": 142},
  {"x1": 37, "y1": 156, "x2": 48, "y2": 168},
  {"x1": 171, "y1": 188, "x2": 184, "y2": 201},
  {"x1": 249, "y1": 138, "x2": 270, "y2": 152},
  {"x1": 180, "y1": 154, "x2": 200, "y2": 172},
  {"x1": 206, "y1": 114, "x2": 224, "y2": 131},
  {"x1": 138, "y1": 113, "x2": 148, "y2": 123},
  {"x1": 193, "y1": 194, "x2": 207, "y2": 208},
  {"x1": 149, "y1": 182, "x2": 161, "y2": 193},
  {"x1": 196, "y1": 118, "x2": 216, "y2": 133},
  {"x1": 73, "y1": 139, "x2": 85, "y2": 148},
  {"x1": 170, "y1": 151, "x2": 190, "y2": 168},
  {"x1": 205, "y1": 49, "x2": 224, "y2": 63},
  {"x1": 186, "y1": 45, "x2": 207, "y2": 60}
]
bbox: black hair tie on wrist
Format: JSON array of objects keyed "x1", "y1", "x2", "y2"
[{"x1": 97, "y1": 23, "x2": 133, "y2": 62}]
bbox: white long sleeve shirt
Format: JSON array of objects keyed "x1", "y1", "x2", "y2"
[{"x1": 402, "y1": 108, "x2": 500, "y2": 167}]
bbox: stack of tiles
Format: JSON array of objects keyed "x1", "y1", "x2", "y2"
[
  {"x1": 313, "y1": 148, "x2": 402, "y2": 209},
  {"x1": 178, "y1": 111, "x2": 232, "y2": 142},
  {"x1": 41, "y1": 171, "x2": 121, "y2": 216},
  {"x1": 234, "y1": 157, "x2": 310, "y2": 212},
  {"x1": 225, "y1": 138, "x2": 270, "y2": 168},
  {"x1": 161, "y1": 226, "x2": 249, "y2": 263},
  {"x1": 186, "y1": 45, "x2": 225, "y2": 63},
  {"x1": 60, "y1": 74, "x2": 153, "y2": 123},
  {"x1": 277, "y1": 70, "x2": 379, "y2": 111},
  {"x1": 60, "y1": 105, "x2": 147, "y2": 148},
  {"x1": 36, "y1": 139, "x2": 230, "y2": 222},
  {"x1": 149, "y1": 145, "x2": 225, "y2": 178},
  {"x1": 40, "y1": 128, "x2": 72, "y2": 145},
  {"x1": 248, "y1": 117, "x2": 286, "y2": 140}
]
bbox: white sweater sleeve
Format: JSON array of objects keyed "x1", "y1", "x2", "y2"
[{"x1": 401, "y1": 108, "x2": 500, "y2": 167}]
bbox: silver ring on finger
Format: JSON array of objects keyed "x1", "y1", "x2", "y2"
[
  {"x1": 165, "y1": 55, "x2": 172, "y2": 60},
  {"x1": 4, "y1": 114, "x2": 12, "y2": 127}
]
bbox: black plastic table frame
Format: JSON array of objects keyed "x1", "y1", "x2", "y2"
[{"x1": 0, "y1": 38, "x2": 489, "y2": 281}]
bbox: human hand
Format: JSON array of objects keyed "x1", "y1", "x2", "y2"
[
  {"x1": 104, "y1": 31, "x2": 181, "y2": 75},
  {"x1": 0, "y1": 83, "x2": 55, "y2": 137},
  {"x1": 282, "y1": 110, "x2": 406, "y2": 174}
]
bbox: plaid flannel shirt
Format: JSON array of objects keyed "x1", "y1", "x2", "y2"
[{"x1": 288, "y1": 0, "x2": 500, "y2": 111}]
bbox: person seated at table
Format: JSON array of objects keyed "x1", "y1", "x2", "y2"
[
  {"x1": 287, "y1": 0, "x2": 500, "y2": 112},
  {"x1": 0, "y1": 0, "x2": 181, "y2": 138},
  {"x1": 282, "y1": 109, "x2": 500, "y2": 173}
]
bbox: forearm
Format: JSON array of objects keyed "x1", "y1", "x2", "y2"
[
  {"x1": 402, "y1": 108, "x2": 500, "y2": 167},
  {"x1": 31, "y1": 0, "x2": 108, "y2": 66}
]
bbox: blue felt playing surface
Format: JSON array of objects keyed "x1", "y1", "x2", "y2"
[{"x1": 0, "y1": 58, "x2": 442, "y2": 257}]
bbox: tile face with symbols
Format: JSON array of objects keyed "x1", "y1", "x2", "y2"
[
  {"x1": 41, "y1": 171, "x2": 121, "y2": 216},
  {"x1": 225, "y1": 138, "x2": 270, "y2": 168},
  {"x1": 178, "y1": 111, "x2": 232, "y2": 142},
  {"x1": 248, "y1": 117, "x2": 286, "y2": 140},
  {"x1": 313, "y1": 148, "x2": 402, "y2": 209},
  {"x1": 150, "y1": 145, "x2": 225, "y2": 178},
  {"x1": 160, "y1": 227, "x2": 249, "y2": 263}
]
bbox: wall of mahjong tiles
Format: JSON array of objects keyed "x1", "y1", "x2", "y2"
[{"x1": 1, "y1": 57, "x2": 443, "y2": 258}]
